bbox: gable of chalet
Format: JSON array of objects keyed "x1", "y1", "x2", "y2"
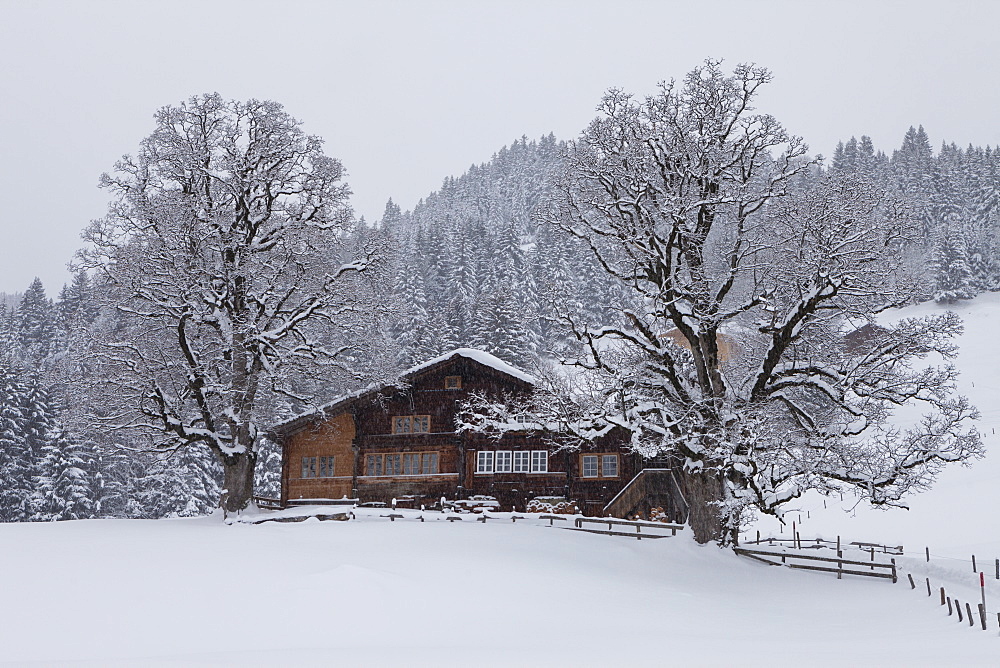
[{"x1": 267, "y1": 347, "x2": 536, "y2": 442}]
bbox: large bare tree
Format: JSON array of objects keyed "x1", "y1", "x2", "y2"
[
  {"x1": 79, "y1": 94, "x2": 381, "y2": 513},
  {"x1": 463, "y1": 62, "x2": 982, "y2": 544}
]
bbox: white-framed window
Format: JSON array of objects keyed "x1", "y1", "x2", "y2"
[
  {"x1": 581, "y1": 453, "x2": 619, "y2": 478},
  {"x1": 495, "y1": 450, "x2": 512, "y2": 473},
  {"x1": 530, "y1": 450, "x2": 548, "y2": 473},
  {"x1": 393, "y1": 415, "x2": 430, "y2": 434},
  {"x1": 476, "y1": 450, "x2": 494, "y2": 474},
  {"x1": 513, "y1": 451, "x2": 530, "y2": 473},
  {"x1": 602, "y1": 454, "x2": 619, "y2": 478},
  {"x1": 301, "y1": 456, "x2": 318, "y2": 479}
]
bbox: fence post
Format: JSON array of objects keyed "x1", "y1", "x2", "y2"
[
  {"x1": 907, "y1": 573, "x2": 915, "y2": 589},
  {"x1": 947, "y1": 596, "x2": 953, "y2": 616},
  {"x1": 979, "y1": 603, "x2": 987, "y2": 631},
  {"x1": 966, "y1": 602, "x2": 974, "y2": 627},
  {"x1": 925, "y1": 546, "x2": 930, "y2": 563},
  {"x1": 972, "y1": 554, "x2": 977, "y2": 572},
  {"x1": 891, "y1": 558, "x2": 897, "y2": 584},
  {"x1": 956, "y1": 599, "x2": 963, "y2": 622},
  {"x1": 995, "y1": 558, "x2": 999, "y2": 580},
  {"x1": 941, "y1": 587, "x2": 946, "y2": 606},
  {"x1": 926, "y1": 577, "x2": 932, "y2": 597},
  {"x1": 837, "y1": 550, "x2": 843, "y2": 580}
]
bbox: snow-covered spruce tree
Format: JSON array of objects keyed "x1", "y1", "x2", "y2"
[
  {"x1": 77, "y1": 94, "x2": 381, "y2": 514},
  {"x1": 929, "y1": 217, "x2": 976, "y2": 304},
  {"x1": 462, "y1": 62, "x2": 982, "y2": 545},
  {"x1": 0, "y1": 361, "x2": 32, "y2": 521},
  {"x1": 31, "y1": 428, "x2": 96, "y2": 521},
  {"x1": 17, "y1": 278, "x2": 57, "y2": 363}
]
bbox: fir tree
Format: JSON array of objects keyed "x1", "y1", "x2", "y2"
[
  {"x1": 930, "y1": 219, "x2": 976, "y2": 303},
  {"x1": 32, "y1": 429, "x2": 96, "y2": 521},
  {"x1": 16, "y1": 278, "x2": 57, "y2": 362}
]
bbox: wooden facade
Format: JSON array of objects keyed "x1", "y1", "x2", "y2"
[{"x1": 268, "y1": 349, "x2": 682, "y2": 518}]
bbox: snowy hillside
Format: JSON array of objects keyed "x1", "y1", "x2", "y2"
[
  {"x1": 749, "y1": 293, "x2": 1000, "y2": 559},
  {"x1": 1, "y1": 295, "x2": 999, "y2": 666}
]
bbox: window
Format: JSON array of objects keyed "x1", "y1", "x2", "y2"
[
  {"x1": 319, "y1": 456, "x2": 335, "y2": 478},
  {"x1": 581, "y1": 453, "x2": 619, "y2": 478},
  {"x1": 602, "y1": 454, "x2": 619, "y2": 478},
  {"x1": 444, "y1": 375, "x2": 462, "y2": 390},
  {"x1": 301, "y1": 456, "x2": 317, "y2": 479},
  {"x1": 367, "y1": 452, "x2": 440, "y2": 476},
  {"x1": 476, "y1": 450, "x2": 494, "y2": 474},
  {"x1": 393, "y1": 415, "x2": 431, "y2": 434},
  {"x1": 403, "y1": 453, "x2": 421, "y2": 475},
  {"x1": 477, "y1": 450, "x2": 549, "y2": 474}
]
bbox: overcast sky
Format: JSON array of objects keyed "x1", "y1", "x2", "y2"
[{"x1": 2, "y1": 0, "x2": 999, "y2": 295}]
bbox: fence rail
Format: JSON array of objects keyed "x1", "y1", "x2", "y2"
[
  {"x1": 735, "y1": 546, "x2": 897, "y2": 583},
  {"x1": 744, "y1": 535, "x2": 903, "y2": 555},
  {"x1": 572, "y1": 516, "x2": 684, "y2": 539},
  {"x1": 252, "y1": 496, "x2": 283, "y2": 510}
]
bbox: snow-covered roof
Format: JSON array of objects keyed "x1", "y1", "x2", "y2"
[
  {"x1": 267, "y1": 348, "x2": 535, "y2": 439},
  {"x1": 405, "y1": 348, "x2": 537, "y2": 385}
]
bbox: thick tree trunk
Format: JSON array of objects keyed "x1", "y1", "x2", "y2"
[
  {"x1": 673, "y1": 465, "x2": 726, "y2": 544},
  {"x1": 220, "y1": 450, "x2": 257, "y2": 514}
]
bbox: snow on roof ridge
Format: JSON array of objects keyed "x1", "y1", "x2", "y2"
[
  {"x1": 403, "y1": 347, "x2": 537, "y2": 384},
  {"x1": 268, "y1": 348, "x2": 535, "y2": 436}
]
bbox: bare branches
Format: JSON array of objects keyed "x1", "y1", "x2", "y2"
[
  {"x1": 74, "y1": 94, "x2": 379, "y2": 512},
  {"x1": 517, "y1": 61, "x2": 983, "y2": 543}
]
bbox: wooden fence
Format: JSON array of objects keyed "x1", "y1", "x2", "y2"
[
  {"x1": 570, "y1": 516, "x2": 684, "y2": 540},
  {"x1": 734, "y1": 546, "x2": 897, "y2": 583},
  {"x1": 252, "y1": 495, "x2": 283, "y2": 510},
  {"x1": 744, "y1": 534, "x2": 902, "y2": 556}
]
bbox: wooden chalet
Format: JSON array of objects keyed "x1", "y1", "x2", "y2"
[{"x1": 267, "y1": 348, "x2": 690, "y2": 520}]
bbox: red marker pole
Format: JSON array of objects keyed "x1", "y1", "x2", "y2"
[{"x1": 981, "y1": 572, "x2": 987, "y2": 611}]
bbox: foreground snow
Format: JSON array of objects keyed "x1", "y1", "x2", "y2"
[{"x1": 0, "y1": 508, "x2": 995, "y2": 666}]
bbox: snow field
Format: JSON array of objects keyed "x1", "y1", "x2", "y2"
[{"x1": 0, "y1": 507, "x2": 996, "y2": 667}]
